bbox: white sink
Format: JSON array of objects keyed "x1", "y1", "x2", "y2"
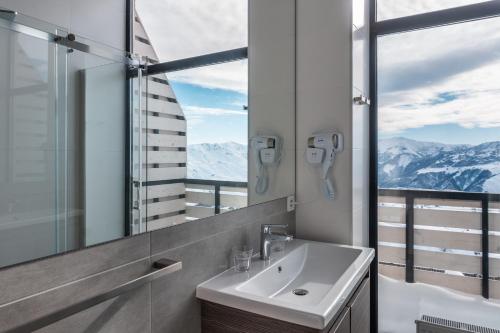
[{"x1": 196, "y1": 239, "x2": 374, "y2": 329}]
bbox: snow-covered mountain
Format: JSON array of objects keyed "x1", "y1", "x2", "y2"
[
  {"x1": 187, "y1": 142, "x2": 247, "y2": 181},
  {"x1": 379, "y1": 137, "x2": 500, "y2": 193},
  {"x1": 187, "y1": 138, "x2": 500, "y2": 191}
]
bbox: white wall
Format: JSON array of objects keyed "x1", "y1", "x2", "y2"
[
  {"x1": 352, "y1": 0, "x2": 370, "y2": 246},
  {"x1": 0, "y1": 0, "x2": 125, "y2": 50},
  {"x1": 295, "y1": 0, "x2": 369, "y2": 245},
  {"x1": 248, "y1": 0, "x2": 296, "y2": 205}
]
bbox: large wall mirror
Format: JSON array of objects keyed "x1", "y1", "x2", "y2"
[{"x1": 0, "y1": 0, "x2": 295, "y2": 268}]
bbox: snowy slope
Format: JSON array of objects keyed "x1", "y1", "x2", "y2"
[
  {"x1": 379, "y1": 138, "x2": 500, "y2": 193},
  {"x1": 379, "y1": 275, "x2": 500, "y2": 332},
  {"x1": 187, "y1": 142, "x2": 247, "y2": 181}
]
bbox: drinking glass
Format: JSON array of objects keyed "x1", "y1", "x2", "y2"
[{"x1": 233, "y1": 248, "x2": 253, "y2": 272}]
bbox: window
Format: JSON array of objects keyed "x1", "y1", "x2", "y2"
[{"x1": 372, "y1": 2, "x2": 500, "y2": 332}]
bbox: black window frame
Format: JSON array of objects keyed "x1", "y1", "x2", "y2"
[{"x1": 368, "y1": 1, "x2": 500, "y2": 332}]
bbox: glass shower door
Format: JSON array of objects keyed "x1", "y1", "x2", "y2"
[
  {"x1": 130, "y1": 62, "x2": 147, "y2": 235},
  {"x1": 0, "y1": 14, "x2": 69, "y2": 266},
  {"x1": 0, "y1": 10, "x2": 143, "y2": 268}
]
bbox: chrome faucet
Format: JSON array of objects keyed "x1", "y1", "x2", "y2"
[{"x1": 260, "y1": 224, "x2": 293, "y2": 260}]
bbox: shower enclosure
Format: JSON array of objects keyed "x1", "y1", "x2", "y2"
[{"x1": 0, "y1": 9, "x2": 144, "y2": 267}]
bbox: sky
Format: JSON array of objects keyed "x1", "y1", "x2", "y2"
[
  {"x1": 136, "y1": 0, "x2": 500, "y2": 146},
  {"x1": 168, "y1": 61, "x2": 248, "y2": 145},
  {"x1": 377, "y1": 1, "x2": 500, "y2": 145}
]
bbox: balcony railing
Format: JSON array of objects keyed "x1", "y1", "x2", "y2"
[
  {"x1": 378, "y1": 188, "x2": 500, "y2": 299},
  {"x1": 185, "y1": 179, "x2": 248, "y2": 220}
]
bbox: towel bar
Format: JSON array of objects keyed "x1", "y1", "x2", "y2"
[{"x1": 6, "y1": 258, "x2": 182, "y2": 333}]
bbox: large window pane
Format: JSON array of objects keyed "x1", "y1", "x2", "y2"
[
  {"x1": 377, "y1": 0, "x2": 488, "y2": 21},
  {"x1": 135, "y1": 0, "x2": 247, "y2": 61},
  {"x1": 377, "y1": 17, "x2": 500, "y2": 332}
]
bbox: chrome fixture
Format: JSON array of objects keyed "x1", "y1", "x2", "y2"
[
  {"x1": 353, "y1": 94, "x2": 370, "y2": 105},
  {"x1": 0, "y1": 8, "x2": 17, "y2": 20},
  {"x1": 260, "y1": 224, "x2": 293, "y2": 260},
  {"x1": 293, "y1": 289, "x2": 309, "y2": 296}
]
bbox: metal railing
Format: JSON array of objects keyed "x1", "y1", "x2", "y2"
[
  {"x1": 378, "y1": 188, "x2": 500, "y2": 299},
  {"x1": 185, "y1": 179, "x2": 248, "y2": 216}
]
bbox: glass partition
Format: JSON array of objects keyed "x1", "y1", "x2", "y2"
[
  {"x1": 0, "y1": 12, "x2": 139, "y2": 267},
  {"x1": 0, "y1": 23, "x2": 67, "y2": 266}
]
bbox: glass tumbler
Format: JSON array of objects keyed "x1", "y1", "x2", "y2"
[{"x1": 233, "y1": 248, "x2": 253, "y2": 272}]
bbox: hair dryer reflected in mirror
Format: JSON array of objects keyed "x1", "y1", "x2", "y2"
[{"x1": 250, "y1": 135, "x2": 283, "y2": 195}]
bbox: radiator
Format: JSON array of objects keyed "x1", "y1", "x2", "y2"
[{"x1": 416, "y1": 315, "x2": 500, "y2": 333}]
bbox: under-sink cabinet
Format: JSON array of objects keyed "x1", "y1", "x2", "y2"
[{"x1": 200, "y1": 271, "x2": 370, "y2": 333}]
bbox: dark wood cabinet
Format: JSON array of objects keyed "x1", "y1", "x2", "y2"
[
  {"x1": 200, "y1": 271, "x2": 370, "y2": 333},
  {"x1": 348, "y1": 277, "x2": 370, "y2": 333},
  {"x1": 329, "y1": 308, "x2": 350, "y2": 333}
]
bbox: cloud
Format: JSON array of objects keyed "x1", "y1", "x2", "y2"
[
  {"x1": 168, "y1": 60, "x2": 248, "y2": 94},
  {"x1": 183, "y1": 106, "x2": 247, "y2": 117},
  {"x1": 135, "y1": 0, "x2": 248, "y2": 93},
  {"x1": 185, "y1": 115, "x2": 204, "y2": 131},
  {"x1": 377, "y1": 0, "x2": 485, "y2": 20},
  {"x1": 378, "y1": 15, "x2": 500, "y2": 134},
  {"x1": 378, "y1": 37, "x2": 500, "y2": 94},
  {"x1": 379, "y1": 89, "x2": 500, "y2": 133},
  {"x1": 135, "y1": 0, "x2": 247, "y2": 61}
]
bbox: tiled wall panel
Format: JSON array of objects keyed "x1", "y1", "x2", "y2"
[{"x1": 0, "y1": 199, "x2": 293, "y2": 333}]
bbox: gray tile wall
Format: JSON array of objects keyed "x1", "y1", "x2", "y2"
[{"x1": 0, "y1": 198, "x2": 294, "y2": 333}]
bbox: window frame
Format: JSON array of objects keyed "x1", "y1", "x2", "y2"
[
  {"x1": 145, "y1": 47, "x2": 248, "y2": 75},
  {"x1": 368, "y1": 1, "x2": 500, "y2": 332}
]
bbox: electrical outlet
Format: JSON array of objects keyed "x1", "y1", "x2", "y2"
[{"x1": 286, "y1": 195, "x2": 295, "y2": 212}]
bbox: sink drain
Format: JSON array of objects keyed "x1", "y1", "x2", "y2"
[{"x1": 292, "y1": 289, "x2": 309, "y2": 296}]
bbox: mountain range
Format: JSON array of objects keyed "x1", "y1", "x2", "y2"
[
  {"x1": 187, "y1": 142, "x2": 247, "y2": 181},
  {"x1": 379, "y1": 137, "x2": 500, "y2": 193},
  {"x1": 186, "y1": 138, "x2": 500, "y2": 193}
]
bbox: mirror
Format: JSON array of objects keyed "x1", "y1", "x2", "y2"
[{"x1": 0, "y1": 0, "x2": 295, "y2": 269}]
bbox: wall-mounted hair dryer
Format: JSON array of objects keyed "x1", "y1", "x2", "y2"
[
  {"x1": 306, "y1": 131, "x2": 343, "y2": 200},
  {"x1": 250, "y1": 135, "x2": 282, "y2": 194}
]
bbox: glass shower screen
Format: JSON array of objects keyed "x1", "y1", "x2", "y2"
[{"x1": 0, "y1": 11, "x2": 140, "y2": 268}]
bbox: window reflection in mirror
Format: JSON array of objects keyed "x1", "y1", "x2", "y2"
[{"x1": 142, "y1": 60, "x2": 249, "y2": 231}]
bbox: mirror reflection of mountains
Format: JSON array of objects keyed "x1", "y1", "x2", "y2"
[
  {"x1": 187, "y1": 142, "x2": 248, "y2": 181},
  {"x1": 379, "y1": 137, "x2": 500, "y2": 193}
]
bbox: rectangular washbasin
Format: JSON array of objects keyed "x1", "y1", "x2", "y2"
[{"x1": 196, "y1": 239, "x2": 374, "y2": 329}]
